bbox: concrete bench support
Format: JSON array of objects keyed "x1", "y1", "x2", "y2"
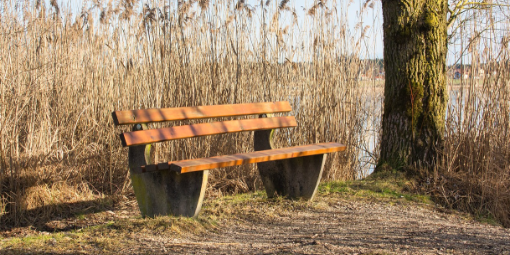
[
  {"x1": 254, "y1": 128, "x2": 326, "y2": 200},
  {"x1": 128, "y1": 124, "x2": 208, "y2": 217}
]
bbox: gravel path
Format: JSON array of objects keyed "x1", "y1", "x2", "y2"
[{"x1": 120, "y1": 198, "x2": 510, "y2": 254}]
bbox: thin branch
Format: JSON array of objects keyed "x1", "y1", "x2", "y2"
[{"x1": 448, "y1": 1, "x2": 509, "y2": 28}]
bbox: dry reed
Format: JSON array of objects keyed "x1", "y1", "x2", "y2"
[
  {"x1": 1, "y1": 0, "x2": 508, "y2": 228},
  {"x1": 0, "y1": 0, "x2": 378, "y2": 227},
  {"x1": 431, "y1": 3, "x2": 510, "y2": 227}
]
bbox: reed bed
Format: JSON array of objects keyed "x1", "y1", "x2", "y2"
[
  {"x1": 0, "y1": 0, "x2": 380, "y2": 226},
  {"x1": 429, "y1": 4, "x2": 510, "y2": 227},
  {"x1": 435, "y1": 70, "x2": 510, "y2": 227},
  {"x1": 1, "y1": 0, "x2": 509, "y2": 228}
]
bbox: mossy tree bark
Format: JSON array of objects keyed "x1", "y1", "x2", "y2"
[{"x1": 378, "y1": 0, "x2": 448, "y2": 170}]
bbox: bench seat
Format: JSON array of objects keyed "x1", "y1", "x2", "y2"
[{"x1": 138, "y1": 142, "x2": 346, "y2": 174}]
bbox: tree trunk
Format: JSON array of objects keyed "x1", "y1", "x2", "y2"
[{"x1": 378, "y1": 0, "x2": 448, "y2": 170}]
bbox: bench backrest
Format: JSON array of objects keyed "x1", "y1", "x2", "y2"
[{"x1": 112, "y1": 101, "x2": 296, "y2": 147}]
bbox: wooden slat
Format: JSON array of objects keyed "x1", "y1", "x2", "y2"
[
  {"x1": 137, "y1": 142, "x2": 346, "y2": 174},
  {"x1": 112, "y1": 101, "x2": 292, "y2": 125},
  {"x1": 120, "y1": 116, "x2": 297, "y2": 147}
]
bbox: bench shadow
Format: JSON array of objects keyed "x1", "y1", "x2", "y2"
[{"x1": 0, "y1": 197, "x2": 116, "y2": 233}]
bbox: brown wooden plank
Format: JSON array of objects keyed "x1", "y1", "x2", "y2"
[
  {"x1": 120, "y1": 116, "x2": 297, "y2": 147},
  {"x1": 112, "y1": 101, "x2": 292, "y2": 125},
  {"x1": 137, "y1": 142, "x2": 346, "y2": 174}
]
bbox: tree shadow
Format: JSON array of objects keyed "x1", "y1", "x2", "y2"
[{"x1": 0, "y1": 197, "x2": 117, "y2": 233}]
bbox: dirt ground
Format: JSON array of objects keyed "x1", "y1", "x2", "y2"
[
  {"x1": 123, "y1": 198, "x2": 510, "y2": 254},
  {"x1": 1, "y1": 190, "x2": 509, "y2": 254}
]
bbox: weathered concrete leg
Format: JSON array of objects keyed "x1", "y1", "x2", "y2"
[
  {"x1": 128, "y1": 124, "x2": 209, "y2": 217},
  {"x1": 254, "y1": 121, "x2": 326, "y2": 201},
  {"x1": 130, "y1": 170, "x2": 209, "y2": 217}
]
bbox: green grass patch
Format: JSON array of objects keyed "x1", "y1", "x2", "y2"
[
  {"x1": 475, "y1": 211, "x2": 502, "y2": 227},
  {"x1": 319, "y1": 172, "x2": 433, "y2": 204},
  {"x1": 0, "y1": 213, "x2": 219, "y2": 254},
  {"x1": 1, "y1": 232, "x2": 67, "y2": 251}
]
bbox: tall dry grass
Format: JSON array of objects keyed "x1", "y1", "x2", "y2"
[
  {"x1": 0, "y1": 0, "x2": 381, "y2": 226},
  {"x1": 431, "y1": 3, "x2": 510, "y2": 227},
  {"x1": 1, "y1": 0, "x2": 508, "y2": 229}
]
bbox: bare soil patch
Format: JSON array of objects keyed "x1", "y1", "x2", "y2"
[{"x1": 127, "y1": 197, "x2": 510, "y2": 254}]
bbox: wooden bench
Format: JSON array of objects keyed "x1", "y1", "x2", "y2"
[{"x1": 112, "y1": 101, "x2": 346, "y2": 217}]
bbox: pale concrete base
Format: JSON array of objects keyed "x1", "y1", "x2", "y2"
[
  {"x1": 256, "y1": 154, "x2": 326, "y2": 200},
  {"x1": 254, "y1": 125, "x2": 326, "y2": 201},
  {"x1": 128, "y1": 124, "x2": 208, "y2": 217},
  {"x1": 130, "y1": 170, "x2": 209, "y2": 217}
]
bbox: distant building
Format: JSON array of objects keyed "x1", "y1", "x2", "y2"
[{"x1": 454, "y1": 69, "x2": 470, "y2": 79}]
